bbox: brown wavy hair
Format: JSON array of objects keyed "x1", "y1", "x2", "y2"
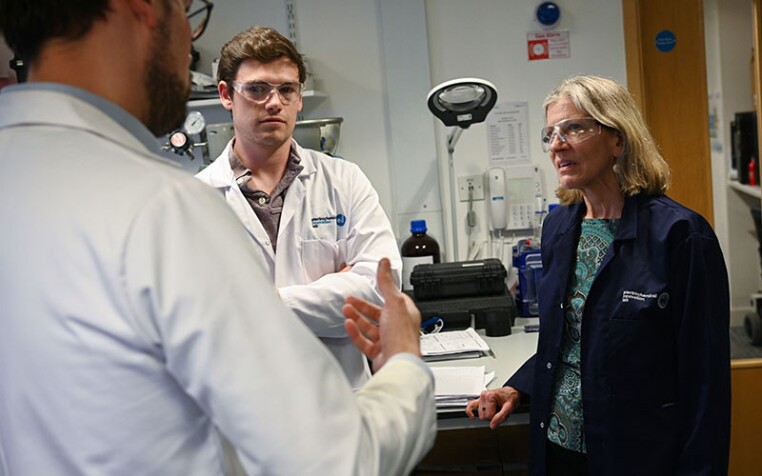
[{"x1": 216, "y1": 26, "x2": 305, "y2": 88}]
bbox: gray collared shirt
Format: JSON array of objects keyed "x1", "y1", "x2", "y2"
[{"x1": 229, "y1": 144, "x2": 304, "y2": 252}]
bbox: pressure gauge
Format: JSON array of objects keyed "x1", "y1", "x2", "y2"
[
  {"x1": 184, "y1": 110, "x2": 206, "y2": 135},
  {"x1": 169, "y1": 130, "x2": 191, "y2": 152}
]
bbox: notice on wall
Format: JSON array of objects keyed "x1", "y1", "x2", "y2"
[
  {"x1": 527, "y1": 30, "x2": 570, "y2": 61},
  {"x1": 487, "y1": 101, "x2": 530, "y2": 166}
]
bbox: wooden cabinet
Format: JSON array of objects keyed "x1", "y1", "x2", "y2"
[
  {"x1": 413, "y1": 425, "x2": 529, "y2": 476},
  {"x1": 729, "y1": 359, "x2": 762, "y2": 475}
]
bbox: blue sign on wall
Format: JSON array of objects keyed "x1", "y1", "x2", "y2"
[{"x1": 655, "y1": 30, "x2": 677, "y2": 52}]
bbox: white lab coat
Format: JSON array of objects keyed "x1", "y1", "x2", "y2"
[
  {"x1": 197, "y1": 141, "x2": 402, "y2": 387},
  {"x1": 0, "y1": 84, "x2": 435, "y2": 476}
]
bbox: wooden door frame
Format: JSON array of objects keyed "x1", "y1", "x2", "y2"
[
  {"x1": 753, "y1": 0, "x2": 762, "y2": 169},
  {"x1": 621, "y1": 0, "x2": 714, "y2": 226}
]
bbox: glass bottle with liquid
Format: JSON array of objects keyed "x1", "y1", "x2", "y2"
[{"x1": 401, "y1": 220, "x2": 441, "y2": 291}]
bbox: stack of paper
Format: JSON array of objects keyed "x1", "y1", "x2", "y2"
[
  {"x1": 430, "y1": 366, "x2": 495, "y2": 408},
  {"x1": 420, "y1": 327, "x2": 491, "y2": 362}
]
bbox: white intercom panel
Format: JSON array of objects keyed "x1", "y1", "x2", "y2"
[{"x1": 487, "y1": 164, "x2": 542, "y2": 230}]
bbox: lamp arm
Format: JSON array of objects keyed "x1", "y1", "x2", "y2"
[
  {"x1": 444, "y1": 126, "x2": 468, "y2": 261},
  {"x1": 446, "y1": 127, "x2": 465, "y2": 154}
]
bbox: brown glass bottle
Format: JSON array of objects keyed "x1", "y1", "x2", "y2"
[{"x1": 401, "y1": 220, "x2": 441, "y2": 290}]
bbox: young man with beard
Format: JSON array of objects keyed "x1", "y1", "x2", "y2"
[
  {"x1": 197, "y1": 27, "x2": 401, "y2": 388},
  {"x1": 0, "y1": 1, "x2": 436, "y2": 475}
]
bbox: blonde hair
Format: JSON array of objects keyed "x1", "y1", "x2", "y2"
[{"x1": 543, "y1": 75, "x2": 671, "y2": 205}]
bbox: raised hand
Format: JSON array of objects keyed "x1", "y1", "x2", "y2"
[{"x1": 343, "y1": 258, "x2": 421, "y2": 371}]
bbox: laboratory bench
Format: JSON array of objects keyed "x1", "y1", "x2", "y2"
[
  {"x1": 429, "y1": 323, "x2": 537, "y2": 430},
  {"x1": 415, "y1": 324, "x2": 762, "y2": 475},
  {"x1": 414, "y1": 322, "x2": 538, "y2": 475}
]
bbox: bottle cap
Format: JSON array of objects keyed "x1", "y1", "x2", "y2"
[{"x1": 410, "y1": 220, "x2": 427, "y2": 233}]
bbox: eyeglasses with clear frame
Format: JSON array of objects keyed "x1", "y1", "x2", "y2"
[
  {"x1": 230, "y1": 80, "x2": 304, "y2": 105},
  {"x1": 187, "y1": 0, "x2": 214, "y2": 42},
  {"x1": 541, "y1": 117, "x2": 603, "y2": 152}
]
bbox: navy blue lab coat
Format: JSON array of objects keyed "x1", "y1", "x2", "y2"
[{"x1": 506, "y1": 193, "x2": 731, "y2": 475}]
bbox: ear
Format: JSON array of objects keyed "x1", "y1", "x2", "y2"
[
  {"x1": 218, "y1": 81, "x2": 233, "y2": 111},
  {"x1": 610, "y1": 130, "x2": 625, "y2": 159},
  {"x1": 125, "y1": 0, "x2": 159, "y2": 29}
]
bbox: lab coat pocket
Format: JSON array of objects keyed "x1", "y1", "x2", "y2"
[
  {"x1": 608, "y1": 318, "x2": 676, "y2": 400},
  {"x1": 301, "y1": 239, "x2": 340, "y2": 281},
  {"x1": 608, "y1": 393, "x2": 678, "y2": 473}
]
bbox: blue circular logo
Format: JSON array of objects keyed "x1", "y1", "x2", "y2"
[
  {"x1": 655, "y1": 30, "x2": 676, "y2": 53},
  {"x1": 336, "y1": 214, "x2": 346, "y2": 227}
]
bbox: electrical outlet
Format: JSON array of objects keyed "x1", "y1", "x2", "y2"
[{"x1": 458, "y1": 175, "x2": 485, "y2": 202}]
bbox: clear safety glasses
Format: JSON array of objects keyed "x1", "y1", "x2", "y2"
[
  {"x1": 188, "y1": 0, "x2": 214, "y2": 42},
  {"x1": 541, "y1": 117, "x2": 603, "y2": 152},
  {"x1": 230, "y1": 80, "x2": 304, "y2": 105}
]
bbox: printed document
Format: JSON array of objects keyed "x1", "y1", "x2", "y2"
[{"x1": 421, "y1": 327, "x2": 491, "y2": 361}]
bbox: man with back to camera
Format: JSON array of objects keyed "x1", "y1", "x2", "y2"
[
  {"x1": 0, "y1": 1, "x2": 436, "y2": 474},
  {"x1": 196, "y1": 26, "x2": 402, "y2": 388}
]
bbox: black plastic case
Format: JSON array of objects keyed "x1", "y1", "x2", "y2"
[{"x1": 410, "y1": 258, "x2": 508, "y2": 301}]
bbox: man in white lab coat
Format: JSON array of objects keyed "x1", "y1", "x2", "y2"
[
  {"x1": 0, "y1": 1, "x2": 435, "y2": 475},
  {"x1": 196, "y1": 26, "x2": 401, "y2": 388}
]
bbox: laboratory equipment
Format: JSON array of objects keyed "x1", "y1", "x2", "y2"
[
  {"x1": 169, "y1": 115, "x2": 343, "y2": 166},
  {"x1": 205, "y1": 122, "x2": 235, "y2": 163},
  {"x1": 292, "y1": 117, "x2": 343, "y2": 156},
  {"x1": 745, "y1": 293, "x2": 762, "y2": 345},
  {"x1": 163, "y1": 110, "x2": 209, "y2": 162},
  {"x1": 407, "y1": 258, "x2": 516, "y2": 333},
  {"x1": 745, "y1": 206, "x2": 762, "y2": 345},
  {"x1": 731, "y1": 111, "x2": 758, "y2": 184},
  {"x1": 401, "y1": 219, "x2": 441, "y2": 291},
  {"x1": 512, "y1": 238, "x2": 542, "y2": 317},
  {"x1": 427, "y1": 78, "x2": 498, "y2": 261},
  {"x1": 410, "y1": 258, "x2": 506, "y2": 301}
]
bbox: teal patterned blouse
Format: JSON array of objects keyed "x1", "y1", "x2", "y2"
[{"x1": 546, "y1": 218, "x2": 619, "y2": 453}]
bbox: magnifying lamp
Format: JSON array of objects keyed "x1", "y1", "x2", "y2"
[{"x1": 427, "y1": 78, "x2": 497, "y2": 261}]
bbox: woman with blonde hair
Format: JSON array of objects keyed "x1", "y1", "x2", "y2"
[{"x1": 467, "y1": 75, "x2": 730, "y2": 475}]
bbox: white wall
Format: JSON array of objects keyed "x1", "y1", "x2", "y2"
[
  {"x1": 182, "y1": 0, "x2": 627, "y2": 259},
  {"x1": 424, "y1": 0, "x2": 626, "y2": 261},
  {"x1": 192, "y1": 0, "x2": 288, "y2": 75}
]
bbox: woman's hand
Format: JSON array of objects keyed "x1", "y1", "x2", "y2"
[{"x1": 465, "y1": 386, "x2": 522, "y2": 430}]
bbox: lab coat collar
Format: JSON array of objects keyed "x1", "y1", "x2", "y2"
[
  {"x1": 556, "y1": 193, "x2": 641, "y2": 242},
  {"x1": 291, "y1": 140, "x2": 318, "y2": 179},
  {"x1": 201, "y1": 138, "x2": 318, "y2": 189},
  {"x1": 199, "y1": 139, "x2": 236, "y2": 189},
  {"x1": 616, "y1": 194, "x2": 640, "y2": 240},
  {"x1": 0, "y1": 83, "x2": 161, "y2": 156}
]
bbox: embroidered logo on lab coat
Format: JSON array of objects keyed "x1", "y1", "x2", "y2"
[
  {"x1": 311, "y1": 214, "x2": 346, "y2": 228},
  {"x1": 621, "y1": 290, "x2": 669, "y2": 308},
  {"x1": 621, "y1": 290, "x2": 658, "y2": 303}
]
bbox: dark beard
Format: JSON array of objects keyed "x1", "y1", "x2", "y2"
[{"x1": 143, "y1": 22, "x2": 190, "y2": 136}]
